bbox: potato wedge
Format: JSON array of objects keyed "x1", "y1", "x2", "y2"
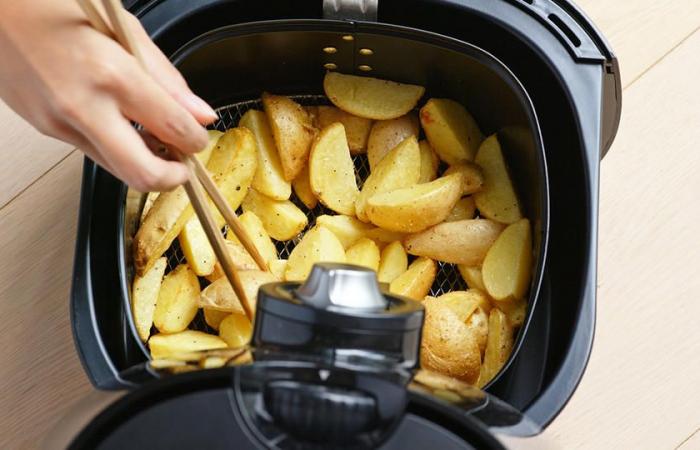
[
  {"x1": 262, "y1": 92, "x2": 316, "y2": 180},
  {"x1": 316, "y1": 214, "x2": 374, "y2": 249},
  {"x1": 226, "y1": 211, "x2": 278, "y2": 264},
  {"x1": 444, "y1": 163, "x2": 484, "y2": 196},
  {"x1": 346, "y1": 238, "x2": 380, "y2": 271},
  {"x1": 149, "y1": 330, "x2": 227, "y2": 360},
  {"x1": 206, "y1": 241, "x2": 260, "y2": 283},
  {"x1": 478, "y1": 308, "x2": 514, "y2": 387},
  {"x1": 131, "y1": 257, "x2": 167, "y2": 341},
  {"x1": 199, "y1": 270, "x2": 277, "y2": 313},
  {"x1": 219, "y1": 313, "x2": 253, "y2": 348},
  {"x1": 367, "y1": 114, "x2": 420, "y2": 169},
  {"x1": 268, "y1": 259, "x2": 288, "y2": 280},
  {"x1": 493, "y1": 297, "x2": 527, "y2": 327},
  {"x1": 309, "y1": 123, "x2": 360, "y2": 215},
  {"x1": 389, "y1": 257, "x2": 436, "y2": 300},
  {"x1": 420, "y1": 98, "x2": 483, "y2": 164},
  {"x1": 377, "y1": 241, "x2": 408, "y2": 283},
  {"x1": 153, "y1": 264, "x2": 200, "y2": 333},
  {"x1": 356, "y1": 135, "x2": 421, "y2": 222},
  {"x1": 404, "y1": 219, "x2": 503, "y2": 265},
  {"x1": 241, "y1": 189, "x2": 308, "y2": 241},
  {"x1": 240, "y1": 109, "x2": 291, "y2": 200},
  {"x1": 366, "y1": 173, "x2": 462, "y2": 233},
  {"x1": 365, "y1": 227, "x2": 407, "y2": 244},
  {"x1": 204, "y1": 308, "x2": 229, "y2": 331},
  {"x1": 139, "y1": 192, "x2": 160, "y2": 225},
  {"x1": 446, "y1": 197, "x2": 476, "y2": 222},
  {"x1": 474, "y1": 135, "x2": 522, "y2": 224},
  {"x1": 324, "y1": 72, "x2": 425, "y2": 120},
  {"x1": 418, "y1": 140, "x2": 440, "y2": 183},
  {"x1": 285, "y1": 226, "x2": 346, "y2": 281},
  {"x1": 482, "y1": 218, "x2": 532, "y2": 301},
  {"x1": 316, "y1": 106, "x2": 372, "y2": 153},
  {"x1": 292, "y1": 164, "x2": 318, "y2": 209},
  {"x1": 438, "y1": 289, "x2": 492, "y2": 317},
  {"x1": 214, "y1": 127, "x2": 259, "y2": 221},
  {"x1": 457, "y1": 265, "x2": 486, "y2": 292},
  {"x1": 306, "y1": 106, "x2": 319, "y2": 127},
  {"x1": 178, "y1": 217, "x2": 217, "y2": 276}
]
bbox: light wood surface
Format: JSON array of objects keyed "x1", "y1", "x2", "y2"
[{"x1": 1, "y1": 2, "x2": 699, "y2": 448}]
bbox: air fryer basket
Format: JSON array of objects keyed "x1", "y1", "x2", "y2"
[{"x1": 119, "y1": 21, "x2": 549, "y2": 389}]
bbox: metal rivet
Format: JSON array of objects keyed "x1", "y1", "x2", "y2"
[
  {"x1": 323, "y1": 46, "x2": 337, "y2": 54},
  {"x1": 358, "y1": 65, "x2": 372, "y2": 72},
  {"x1": 342, "y1": 35, "x2": 354, "y2": 41},
  {"x1": 324, "y1": 63, "x2": 338, "y2": 70},
  {"x1": 359, "y1": 48, "x2": 374, "y2": 56}
]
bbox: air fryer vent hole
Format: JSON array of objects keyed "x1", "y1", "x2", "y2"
[{"x1": 548, "y1": 14, "x2": 582, "y2": 48}]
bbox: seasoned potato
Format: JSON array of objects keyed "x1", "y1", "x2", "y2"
[
  {"x1": 139, "y1": 191, "x2": 160, "y2": 225},
  {"x1": 494, "y1": 297, "x2": 527, "y2": 327},
  {"x1": 419, "y1": 98, "x2": 483, "y2": 164},
  {"x1": 478, "y1": 308, "x2": 514, "y2": 387},
  {"x1": 268, "y1": 259, "x2": 288, "y2": 280},
  {"x1": 457, "y1": 265, "x2": 486, "y2": 292},
  {"x1": 199, "y1": 270, "x2": 277, "y2": 313},
  {"x1": 474, "y1": 135, "x2": 522, "y2": 224},
  {"x1": 262, "y1": 92, "x2": 316, "y2": 181},
  {"x1": 413, "y1": 369, "x2": 474, "y2": 392},
  {"x1": 445, "y1": 197, "x2": 476, "y2": 222},
  {"x1": 324, "y1": 72, "x2": 425, "y2": 120},
  {"x1": 131, "y1": 257, "x2": 167, "y2": 341},
  {"x1": 438, "y1": 289, "x2": 492, "y2": 317},
  {"x1": 149, "y1": 330, "x2": 227, "y2": 360},
  {"x1": 292, "y1": 164, "x2": 318, "y2": 209},
  {"x1": 240, "y1": 109, "x2": 291, "y2": 200},
  {"x1": 242, "y1": 189, "x2": 308, "y2": 241},
  {"x1": 420, "y1": 295, "x2": 482, "y2": 384},
  {"x1": 345, "y1": 238, "x2": 380, "y2": 271},
  {"x1": 316, "y1": 106, "x2": 372, "y2": 153},
  {"x1": 219, "y1": 313, "x2": 253, "y2": 348},
  {"x1": 285, "y1": 226, "x2": 346, "y2": 281},
  {"x1": 179, "y1": 217, "x2": 217, "y2": 276},
  {"x1": 316, "y1": 214, "x2": 374, "y2": 249},
  {"x1": 468, "y1": 306, "x2": 489, "y2": 354},
  {"x1": 309, "y1": 123, "x2": 360, "y2": 215},
  {"x1": 366, "y1": 174, "x2": 463, "y2": 233},
  {"x1": 206, "y1": 241, "x2": 260, "y2": 283},
  {"x1": 377, "y1": 241, "x2": 408, "y2": 283},
  {"x1": 226, "y1": 211, "x2": 278, "y2": 264},
  {"x1": 204, "y1": 308, "x2": 229, "y2": 331},
  {"x1": 389, "y1": 257, "x2": 436, "y2": 300},
  {"x1": 365, "y1": 227, "x2": 407, "y2": 244},
  {"x1": 367, "y1": 114, "x2": 420, "y2": 169},
  {"x1": 444, "y1": 163, "x2": 484, "y2": 196},
  {"x1": 356, "y1": 135, "x2": 421, "y2": 222},
  {"x1": 153, "y1": 264, "x2": 200, "y2": 333},
  {"x1": 404, "y1": 219, "x2": 503, "y2": 265},
  {"x1": 482, "y1": 218, "x2": 532, "y2": 301},
  {"x1": 418, "y1": 140, "x2": 440, "y2": 183}
]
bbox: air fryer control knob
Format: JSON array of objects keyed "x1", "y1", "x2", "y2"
[{"x1": 295, "y1": 263, "x2": 387, "y2": 311}]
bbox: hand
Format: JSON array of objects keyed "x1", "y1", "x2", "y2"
[{"x1": 0, "y1": 0, "x2": 217, "y2": 191}]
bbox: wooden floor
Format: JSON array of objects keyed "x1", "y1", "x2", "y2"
[{"x1": 1, "y1": 1, "x2": 700, "y2": 448}]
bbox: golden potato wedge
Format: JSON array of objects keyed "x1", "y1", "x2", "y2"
[
  {"x1": 468, "y1": 306, "x2": 489, "y2": 354},
  {"x1": 131, "y1": 257, "x2": 167, "y2": 341},
  {"x1": 404, "y1": 219, "x2": 503, "y2": 265},
  {"x1": 444, "y1": 163, "x2": 484, "y2": 196},
  {"x1": 206, "y1": 241, "x2": 260, "y2": 283},
  {"x1": 261, "y1": 92, "x2": 316, "y2": 181},
  {"x1": 178, "y1": 217, "x2": 217, "y2": 276},
  {"x1": 413, "y1": 369, "x2": 474, "y2": 392},
  {"x1": 204, "y1": 308, "x2": 229, "y2": 331},
  {"x1": 418, "y1": 140, "x2": 440, "y2": 183},
  {"x1": 367, "y1": 114, "x2": 420, "y2": 169},
  {"x1": 366, "y1": 173, "x2": 462, "y2": 233},
  {"x1": 478, "y1": 308, "x2": 514, "y2": 387},
  {"x1": 316, "y1": 106, "x2": 372, "y2": 153},
  {"x1": 474, "y1": 135, "x2": 522, "y2": 224},
  {"x1": 345, "y1": 238, "x2": 380, "y2": 271},
  {"x1": 420, "y1": 295, "x2": 482, "y2": 384},
  {"x1": 457, "y1": 265, "x2": 486, "y2": 292},
  {"x1": 446, "y1": 197, "x2": 476, "y2": 222},
  {"x1": 324, "y1": 72, "x2": 425, "y2": 120},
  {"x1": 153, "y1": 264, "x2": 200, "y2": 333},
  {"x1": 139, "y1": 192, "x2": 160, "y2": 225},
  {"x1": 199, "y1": 270, "x2": 277, "y2": 313},
  {"x1": 241, "y1": 189, "x2": 308, "y2": 241},
  {"x1": 377, "y1": 241, "x2": 408, "y2": 283},
  {"x1": 309, "y1": 123, "x2": 360, "y2": 215},
  {"x1": 389, "y1": 257, "x2": 436, "y2": 300},
  {"x1": 316, "y1": 214, "x2": 374, "y2": 249},
  {"x1": 482, "y1": 218, "x2": 532, "y2": 301},
  {"x1": 240, "y1": 109, "x2": 291, "y2": 200},
  {"x1": 419, "y1": 98, "x2": 483, "y2": 164},
  {"x1": 365, "y1": 227, "x2": 407, "y2": 244},
  {"x1": 493, "y1": 297, "x2": 527, "y2": 327},
  {"x1": 437, "y1": 289, "x2": 492, "y2": 318},
  {"x1": 356, "y1": 135, "x2": 421, "y2": 222},
  {"x1": 292, "y1": 164, "x2": 318, "y2": 209},
  {"x1": 226, "y1": 211, "x2": 278, "y2": 264},
  {"x1": 285, "y1": 226, "x2": 346, "y2": 281},
  {"x1": 149, "y1": 330, "x2": 227, "y2": 360},
  {"x1": 268, "y1": 259, "x2": 288, "y2": 280},
  {"x1": 219, "y1": 313, "x2": 253, "y2": 348}
]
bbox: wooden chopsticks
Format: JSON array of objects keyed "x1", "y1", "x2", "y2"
[{"x1": 77, "y1": 0, "x2": 265, "y2": 321}]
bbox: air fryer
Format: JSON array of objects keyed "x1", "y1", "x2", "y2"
[{"x1": 69, "y1": 0, "x2": 621, "y2": 446}]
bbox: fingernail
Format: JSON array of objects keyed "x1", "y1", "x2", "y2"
[{"x1": 186, "y1": 94, "x2": 218, "y2": 122}]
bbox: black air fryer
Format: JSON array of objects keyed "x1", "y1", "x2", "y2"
[{"x1": 66, "y1": 0, "x2": 621, "y2": 448}]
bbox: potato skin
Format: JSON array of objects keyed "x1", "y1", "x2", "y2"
[
  {"x1": 367, "y1": 114, "x2": 420, "y2": 169},
  {"x1": 420, "y1": 98, "x2": 483, "y2": 164}
]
